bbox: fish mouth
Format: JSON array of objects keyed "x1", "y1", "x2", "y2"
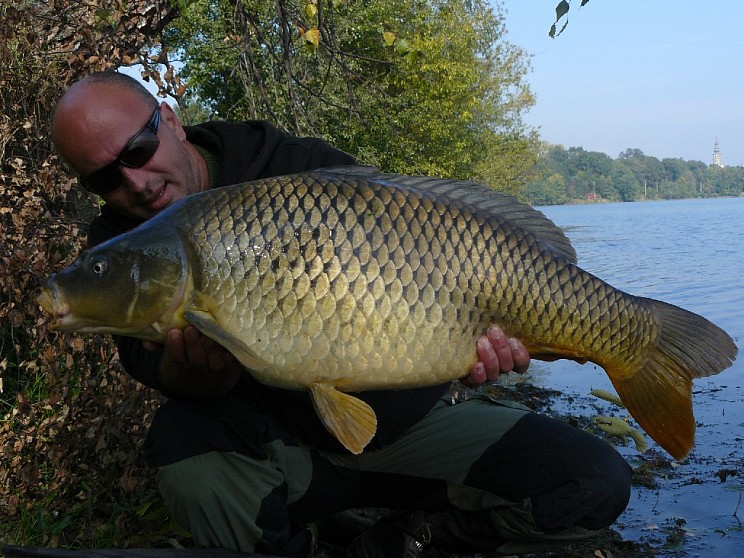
[{"x1": 37, "y1": 287, "x2": 71, "y2": 331}]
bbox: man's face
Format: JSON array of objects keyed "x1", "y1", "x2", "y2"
[{"x1": 53, "y1": 83, "x2": 206, "y2": 221}]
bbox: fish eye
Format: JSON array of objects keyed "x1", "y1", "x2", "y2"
[{"x1": 90, "y1": 255, "x2": 108, "y2": 276}]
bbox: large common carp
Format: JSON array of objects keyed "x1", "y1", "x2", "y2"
[{"x1": 37, "y1": 166, "x2": 737, "y2": 458}]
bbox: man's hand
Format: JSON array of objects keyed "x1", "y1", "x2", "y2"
[
  {"x1": 143, "y1": 326, "x2": 242, "y2": 396},
  {"x1": 465, "y1": 326, "x2": 530, "y2": 387}
]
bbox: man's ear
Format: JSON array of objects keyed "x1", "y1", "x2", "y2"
[{"x1": 159, "y1": 102, "x2": 187, "y2": 141}]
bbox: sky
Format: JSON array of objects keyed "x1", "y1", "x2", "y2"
[
  {"x1": 128, "y1": 1, "x2": 743, "y2": 166},
  {"x1": 499, "y1": 1, "x2": 744, "y2": 166}
]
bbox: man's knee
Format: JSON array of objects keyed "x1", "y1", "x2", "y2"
[
  {"x1": 570, "y1": 439, "x2": 632, "y2": 530},
  {"x1": 464, "y1": 411, "x2": 632, "y2": 532},
  {"x1": 144, "y1": 398, "x2": 316, "y2": 554},
  {"x1": 157, "y1": 451, "x2": 295, "y2": 553},
  {"x1": 517, "y1": 414, "x2": 632, "y2": 531}
]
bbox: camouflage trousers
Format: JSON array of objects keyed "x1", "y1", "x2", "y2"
[{"x1": 145, "y1": 392, "x2": 631, "y2": 556}]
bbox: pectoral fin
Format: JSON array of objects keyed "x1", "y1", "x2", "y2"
[
  {"x1": 184, "y1": 310, "x2": 270, "y2": 371},
  {"x1": 309, "y1": 382, "x2": 377, "y2": 454}
]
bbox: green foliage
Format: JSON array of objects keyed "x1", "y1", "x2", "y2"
[
  {"x1": 523, "y1": 173, "x2": 567, "y2": 206},
  {"x1": 523, "y1": 144, "x2": 744, "y2": 205},
  {"x1": 610, "y1": 164, "x2": 640, "y2": 202},
  {"x1": 164, "y1": 0, "x2": 539, "y2": 189}
]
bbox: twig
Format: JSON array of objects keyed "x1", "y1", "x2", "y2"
[
  {"x1": 734, "y1": 490, "x2": 742, "y2": 521},
  {"x1": 651, "y1": 491, "x2": 661, "y2": 513}
]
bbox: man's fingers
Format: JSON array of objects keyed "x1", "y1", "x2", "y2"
[
  {"x1": 509, "y1": 338, "x2": 531, "y2": 374},
  {"x1": 203, "y1": 338, "x2": 234, "y2": 370},
  {"x1": 476, "y1": 334, "x2": 501, "y2": 381},
  {"x1": 181, "y1": 326, "x2": 209, "y2": 366},
  {"x1": 181, "y1": 326, "x2": 234, "y2": 369},
  {"x1": 142, "y1": 340, "x2": 162, "y2": 352},
  {"x1": 465, "y1": 361, "x2": 488, "y2": 387},
  {"x1": 485, "y1": 325, "x2": 514, "y2": 379},
  {"x1": 468, "y1": 326, "x2": 531, "y2": 387},
  {"x1": 164, "y1": 328, "x2": 188, "y2": 363}
]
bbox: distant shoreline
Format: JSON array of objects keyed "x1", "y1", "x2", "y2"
[{"x1": 541, "y1": 193, "x2": 744, "y2": 207}]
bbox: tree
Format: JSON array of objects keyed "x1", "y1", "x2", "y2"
[
  {"x1": 523, "y1": 172, "x2": 567, "y2": 205},
  {"x1": 662, "y1": 158, "x2": 688, "y2": 182},
  {"x1": 709, "y1": 165, "x2": 744, "y2": 196},
  {"x1": 610, "y1": 163, "x2": 640, "y2": 201},
  {"x1": 567, "y1": 147, "x2": 613, "y2": 177},
  {"x1": 164, "y1": 0, "x2": 539, "y2": 190}
]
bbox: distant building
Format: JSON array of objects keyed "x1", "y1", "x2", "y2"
[{"x1": 713, "y1": 138, "x2": 724, "y2": 167}]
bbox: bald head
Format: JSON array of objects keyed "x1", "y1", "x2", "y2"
[
  {"x1": 57, "y1": 71, "x2": 156, "y2": 112},
  {"x1": 53, "y1": 72, "x2": 159, "y2": 177}
]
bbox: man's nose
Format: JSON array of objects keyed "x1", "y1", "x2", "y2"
[{"x1": 120, "y1": 167, "x2": 150, "y2": 192}]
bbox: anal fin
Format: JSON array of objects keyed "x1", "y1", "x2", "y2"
[{"x1": 523, "y1": 342, "x2": 589, "y2": 364}]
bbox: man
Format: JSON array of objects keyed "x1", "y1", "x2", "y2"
[{"x1": 52, "y1": 72, "x2": 631, "y2": 557}]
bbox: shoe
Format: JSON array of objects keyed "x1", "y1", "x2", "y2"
[{"x1": 347, "y1": 511, "x2": 448, "y2": 558}]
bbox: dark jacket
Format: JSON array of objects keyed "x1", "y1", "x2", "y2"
[{"x1": 88, "y1": 120, "x2": 449, "y2": 451}]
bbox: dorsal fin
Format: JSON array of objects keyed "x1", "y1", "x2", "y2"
[{"x1": 317, "y1": 166, "x2": 577, "y2": 264}]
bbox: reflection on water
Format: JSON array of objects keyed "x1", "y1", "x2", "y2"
[{"x1": 533, "y1": 197, "x2": 744, "y2": 555}]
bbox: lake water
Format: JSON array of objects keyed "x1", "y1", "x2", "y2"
[{"x1": 532, "y1": 197, "x2": 744, "y2": 556}]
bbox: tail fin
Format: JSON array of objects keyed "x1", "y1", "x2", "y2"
[{"x1": 609, "y1": 300, "x2": 737, "y2": 460}]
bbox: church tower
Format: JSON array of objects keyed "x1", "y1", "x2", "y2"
[{"x1": 713, "y1": 138, "x2": 724, "y2": 167}]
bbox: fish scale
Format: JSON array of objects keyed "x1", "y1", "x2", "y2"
[
  {"x1": 38, "y1": 166, "x2": 737, "y2": 457},
  {"x1": 191, "y1": 175, "x2": 476, "y2": 386}
]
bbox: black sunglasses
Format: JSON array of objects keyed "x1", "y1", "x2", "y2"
[{"x1": 80, "y1": 106, "x2": 161, "y2": 195}]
